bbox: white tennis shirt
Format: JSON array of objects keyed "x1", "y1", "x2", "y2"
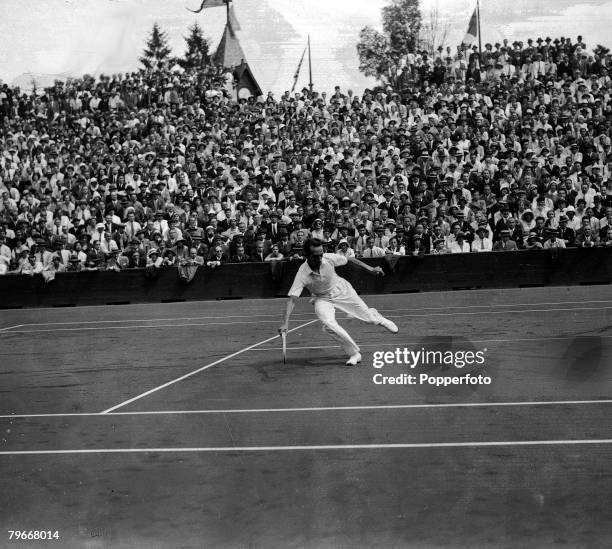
[{"x1": 288, "y1": 253, "x2": 349, "y2": 298}]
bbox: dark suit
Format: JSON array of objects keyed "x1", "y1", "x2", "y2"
[
  {"x1": 266, "y1": 222, "x2": 282, "y2": 243},
  {"x1": 250, "y1": 249, "x2": 266, "y2": 262},
  {"x1": 493, "y1": 239, "x2": 518, "y2": 251}
]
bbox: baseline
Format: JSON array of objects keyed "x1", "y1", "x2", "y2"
[{"x1": 4, "y1": 439, "x2": 612, "y2": 455}]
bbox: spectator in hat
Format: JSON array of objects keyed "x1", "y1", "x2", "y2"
[
  {"x1": 372, "y1": 225, "x2": 390, "y2": 249},
  {"x1": 106, "y1": 249, "x2": 124, "y2": 271},
  {"x1": 557, "y1": 215, "x2": 576, "y2": 246},
  {"x1": 431, "y1": 237, "x2": 449, "y2": 255},
  {"x1": 146, "y1": 248, "x2": 163, "y2": 268},
  {"x1": 309, "y1": 218, "x2": 325, "y2": 241},
  {"x1": 520, "y1": 209, "x2": 536, "y2": 234},
  {"x1": 67, "y1": 253, "x2": 83, "y2": 272},
  {"x1": 493, "y1": 230, "x2": 518, "y2": 251},
  {"x1": 472, "y1": 224, "x2": 493, "y2": 252},
  {"x1": 449, "y1": 229, "x2": 471, "y2": 253},
  {"x1": 563, "y1": 206, "x2": 581, "y2": 231},
  {"x1": 160, "y1": 248, "x2": 176, "y2": 267},
  {"x1": 543, "y1": 228, "x2": 566, "y2": 249},
  {"x1": 336, "y1": 239, "x2": 356, "y2": 258},
  {"x1": 130, "y1": 250, "x2": 147, "y2": 269}
]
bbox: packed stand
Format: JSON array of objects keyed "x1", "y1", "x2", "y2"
[{"x1": 0, "y1": 34, "x2": 611, "y2": 276}]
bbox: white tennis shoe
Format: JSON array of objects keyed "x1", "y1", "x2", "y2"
[
  {"x1": 346, "y1": 352, "x2": 362, "y2": 366},
  {"x1": 379, "y1": 317, "x2": 399, "y2": 333}
]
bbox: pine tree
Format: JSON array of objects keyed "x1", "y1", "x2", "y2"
[
  {"x1": 140, "y1": 23, "x2": 173, "y2": 71},
  {"x1": 178, "y1": 23, "x2": 211, "y2": 71}
]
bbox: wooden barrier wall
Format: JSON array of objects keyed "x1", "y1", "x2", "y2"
[{"x1": 1, "y1": 248, "x2": 611, "y2": 309}]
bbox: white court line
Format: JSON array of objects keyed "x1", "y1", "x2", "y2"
[
  {"x1": 3, "y1": 305, "x2": 611, "y2": 335},
  {"x1": 18, "y1": 313, "x2": 317, "y2": 327},
  {"x1": 10, "y1": 298, "x2": 612, "y2": 329},
  {"x1": 3, "y1": 439, "x2": 612, "y2": 455},
  {"x1": 100, "y1": 319, "x2": 318, "y2": 414},
  {"x1": 253, "y1": 334, "x2": 612, "y2": 351},
  {"x1": 2, "y1": 319, "x2": 293, "y2": 334},
  {"x1": 0, "y1": 324, "x2": 22, "y2": 332},
  {"x1": 383, "y1": 305, "x2": 612, "y2": 319},
  {"x1": 3, "y1": 399, "x2": 612, "y2": 420}
]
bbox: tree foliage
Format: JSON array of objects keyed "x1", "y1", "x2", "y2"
[
  {"x1": 357, "y1": 27, "x2": 394, "y2": 83},
  {"x1": 382, "y1": 0, "x2": 421, "y2": 58},
  {"x1": 140, "y1": 23, "x2": 173, "y2": 71},
  {"x1": 177, "y1": 23, "x2": 211, "y2": 71},
  {"x1": 356, "y1": 0, "x2": 422, "y2": 89}
]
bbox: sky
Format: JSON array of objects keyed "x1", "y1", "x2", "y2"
[{"x1": 0, "y1": 0, "x2": 611, "y2": 95}]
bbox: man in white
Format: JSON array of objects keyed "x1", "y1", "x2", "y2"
[
  {"x1": 543, "y1": 229, "x2": 566, "y2": 249},
  {"x1": 361, "y1": 236, "x2": 386, "y2": 258},
  {"x1": 449, "y1": 232, "x2": 471, "y2": 253},
  {"x1": 472, "y1": 225, "x2": 493, "y2": 252},
  {"x1": 279, "y1": 238, "x2": 398, "y2": 365}
]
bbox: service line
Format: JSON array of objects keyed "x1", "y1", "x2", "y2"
[{"x1": 2, "y1": 399, "x2": 612, "y2": 420}]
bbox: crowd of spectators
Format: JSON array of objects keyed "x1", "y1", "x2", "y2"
[{"x1": 0, "y1": 34, "x2": 611, "y2": 277}]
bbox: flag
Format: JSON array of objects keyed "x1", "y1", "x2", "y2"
[
  {"x1": 186, "y1": 0, "x2": 226, "y2": 14},
  {"x1": 229, "y1": 4, "x2": 241, "y2": 30},
  {"x1": 462, "y1": 6, "x2": 478, "y2": 45},
  {"x1": 290, "y1": 46, "x2": 307, "y2": 93}
]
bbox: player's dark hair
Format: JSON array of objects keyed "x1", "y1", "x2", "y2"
[{"x1": 304, "y1": 238, "x2": 323, "y2": 257}]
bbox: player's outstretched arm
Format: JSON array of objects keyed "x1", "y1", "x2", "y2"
[
  {"x1": 347, "y1": 257, "x2": 385, "y2": 276},
  {"x1": 279, "y1": 295, "x2": 298, "y2": 332}
]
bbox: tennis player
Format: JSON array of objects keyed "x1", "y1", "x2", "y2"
[{"x1": 279, "y1": 238, "x2": 398, "y2": 365}]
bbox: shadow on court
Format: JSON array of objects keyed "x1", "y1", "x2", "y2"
[{"x1": 560, "y1": 336, "x2": 605, "y2": 382}]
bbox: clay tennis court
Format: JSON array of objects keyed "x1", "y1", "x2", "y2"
[{"x1": 1, "y1": 285, "x2": 612, "y2": 548}]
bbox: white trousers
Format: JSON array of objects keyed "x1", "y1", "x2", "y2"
[{"x1": 314, "y1": 279, "x2": 385, "y2": 356}]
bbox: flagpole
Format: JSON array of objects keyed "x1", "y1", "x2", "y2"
[
  {"x1": 308, "y1": 35, "x2": 313, "y2": 93},
  {"x1": 477, "y1": 0, "x2": 483, "y2": 64}
]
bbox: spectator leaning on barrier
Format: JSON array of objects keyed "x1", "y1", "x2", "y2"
[{"x1": 493, "y1": 229, "x2": 519, "y2": 251}]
